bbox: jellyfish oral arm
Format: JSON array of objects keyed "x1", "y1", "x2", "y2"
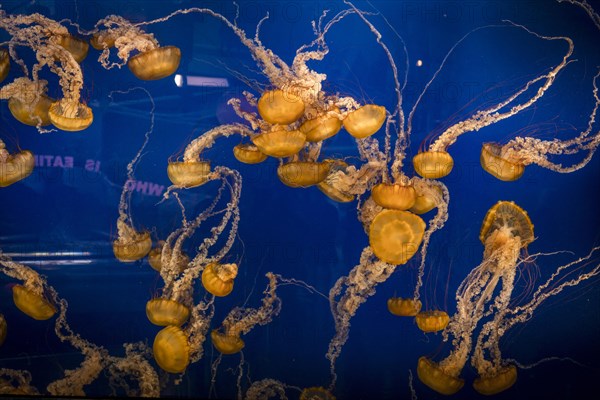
[{"x1": 183, "y1": 124, "x2": 255, "y2": 162}]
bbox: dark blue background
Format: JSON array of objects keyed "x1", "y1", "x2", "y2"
[{"x1": 0, "y1": 1, "x2": 599, "y2": 399}]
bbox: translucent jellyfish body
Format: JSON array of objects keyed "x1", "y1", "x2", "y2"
[
  {"x1": 146, "y1": 299, "x2": 190, "y2": 326},
  {"x1": 300, "y1": 386, "x2": 336, "y2": 400},
  {"x1": 371, "y1": 183, "x2": 416, "y2": 210},
  {"x1": 417, "y1": 357, "x2": 465, "y2": 395},
  {"x1": 251, "y1": 127, "x2": 306, "y2": 158},
  {"x1": 299, "y1": 109, "x2": 342, "y2": 142},
  {"x1": 54, "y1": 35, "x2": 89, "y2": 63},
  {"x1": 369, "y1": 210, "x2": 426, "y2": 265},
  {"x1": 167, "y1": 160, "x2": 211, "y2": 188},
  {"x1": 479, "y1": 201, "x2": 534, "y2": 246},
  {"x1": 48, "y1": 100, "x2": 93, "y2": 131},
  {"x1": 210, "y1": 330, "x2": 245, "y2": 355},
  {"x1": 147, "y1": 245, "x2": 189, "y2": 272},
  {"x1": 343, "y1": 104, "x2": 386, "y2": 138},
  {"x1": 201, "y1": 263, "x2": 238, "y2": 297},
  {"x1": 410, "y1": 185, "x2": 442, "y2": 215},
  {"x1": 480, "y1": 143, "x2": 525, "y2": 181},
  {"x1": 415, "y1": 310, "x2": 450, "y2": 332},
  {"x1": 317, "y1": 160, "x2": 355, "y2": 203},
  {"x1": 473, "y1": 365, "x2": 517, "y2": 395},
  {"x1": 112, "y1": 231, "x2": 152, "y2": 262},
  {"x1": 12, "y1": 285, "x2": 56, "y2": 320},
  {"x1": 90, "y1": 33, "x2": 115, "y2": 50},
  {"x1": 153, "y1": 325, "x2": 190, "y2": 373},
  {"x1": 233, "y1": 143, "x2": 267, "y2": 164},
  {"x1": 0, "y1": 314, "x2": 6, "y2": 346},
  {"x1": 257, "y1": 89, "x2": 305, "y2": 125},
  {"x1": 0, "y1": 150, "x2": 34, "y2": 187},
  {"x1": 387, "y1": 297, "x2": 422, "y2": 317},
  {"x1": 413, "y1": 151, "x2": 454, "y2": 179},
  {"x1": 277, "y1": 161, "x2": 330, "y2": 188},
  {"x1": 0, "y1": 48, "x2": 9, "y2": 83},
  {"x1": 128, "y1": 46, "x2": 181, "y2": 80},
  {"x1": 8, "y1": 95, "x2": 53, "y2": 126}
]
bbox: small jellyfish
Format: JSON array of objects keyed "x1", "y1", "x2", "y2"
[
  {"x1": 167, "y1": 160, "x2": 212, "y2": 188},
  {"x1": 480, "y1": 143, "x2": 525, "y2": 181},
  {"x1": 201, "y1": 262, "x2": 238, "y2": 297},
  {"x1": 343, "y1": 104, "x2": 386, "y2": 139},
  {"x1": 47, "y1": 100, "x2": 93, "y2": 132},
  {"x1": 277, "y1": 161, "x2": 331, "y2": 188},
  {"x1": 153, "y1": 325, "x2": 190, "y2": 373},
  {"x1": 415, "y1": 310, "x2": 450, "y2": 333},
  {"x1": 371, "y1": 182, "x2": 417, "y2": 210},
  {"x1": 53, "y1": 34, "x2": 89, "y2": 63},
  {"x1": 210, "y1": 329, "x2": 245, "y2": 355},
  {"x1": 316, "y1": 160, "x2": 356, "y2": 203},
  {"x1": 113, "y1": 228, "x2": 152, "y2": 262},
  {"x1": 0, "y1": 142, "x2": 34, "y2": 187},
  {"x1": 257, "y1": 89, "x2": 305, "y2": 125},
  {"x1": 410, "y1": 184, "x2": 443, "y2": 215},
  {"x1": 299, "y1": 107, "x2": 342, "y2": 142},
  {"x1": 128, "y1": 46, "x2": 181, "y2": 81},
  {"x1": 147, "y1": 241, "x2": 189, "y2": 272},
  {"x1": 233, "y1": 143, "x2": 268, "y2": 164},
  {"x1": 369, "y1": 209, "x2": 426, "y2": 265},
  {"x1": 146, "y1": 298, "x2": 190, "y2": 326},
  {"x1": 417, "y1": 356, "x2": 465, "y2": 396},
  {"x1": 12, "y1": 284, "x2": 56, "y2": 320},
  {"x1": 412, "y1": 151, "x2": 454, "y2": 179},
  {"x1": 251, "y1": 127, "x2": 306, "y2": 158},
  {"x1": 387, "y1": 297, "x2": 422, "y2": 317},
  {"x1": 473, "y1": 364, "x2": 517, "y2": 395},
  {"x1": 1, "y1": 77, "x2": 53, "y2": 127}
]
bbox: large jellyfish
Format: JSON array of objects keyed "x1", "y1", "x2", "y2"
[
  {"x1": 0, "y1": 11, "x2": 92, "y2": 131},
  {"x1": 0, "y1": 138, "x2": 34, "y2": 187},
  {"x1": 417, "y1": 201, "x2": 534, "y2": 395}
]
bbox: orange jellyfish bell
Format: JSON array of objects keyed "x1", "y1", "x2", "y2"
[
  {"x1": 202, "y1": 263, "x2": 238, "y2": 297},
  {"x1": 90, "y1": 33, "x2": 115, "y2": 50},
  {"x1": 148, "y1": 245, "x2": 189, "y2": 273},
  {"x1": 167, "y1": 160, "x2": 211, "y2": 188},
  {"x1": 387, "y1": 297, "x2": 422, "y2": 317},
  {"x1": 317, "y1": 159, "x2": 355, "y2": 203},
  {"x1": 233, "y1": 143, "x2": 268, "y2": 164},
  {"x1": 251, "y1": 127, "x2": 306, "y2": 158},
  {"x1": 257, "y1": 89, "x2": 305, "y2": 125},
  {"x1": 48, "y1": 100, "x2": 93, "y2": 131},
  {"x1": 211, "y1": 330, "x2": 245, "y2": 355},
  {"x1": 153, "y1": 325, "x2": 190, "y2": 373},
  {"x1": 473, "y1": 365, "x2": 517, "y2": 395},
  {"x1": 300, "y1": 387, "x2": 336, "y2": 400},
  {"x1": 480, "y1": 143, "x2": 525, "y2": 181},
  {"x1": 479, "y1": 201, "x2": 534, "y2": 247},
  {"x1": 369, "y1": 209, "x2": 426, "y2": 265},
  {"x1": 0, "y1": 48, "x2": 9, "y2": 83},
  {"x1": 55, "y1": 34, "x2": 89, "y2": 63},
  {"x1": 113, "y1": 231, "x2": 152, "y2": 262},
  {"x1": 415, "y1": 310, "x2": 450, "y2": 333},
  {"x1": 410, "y1": 185, "x2": 442, "y2": 215},
  {"x1": 146, "y1": 298, "x2": 190, "y2": 326},
  {"x1": 0, "y1": 150, "x2": 35, "y2": 187},
  {"x1": 413, "y1": 151, "x2": 454, "y2": 179},
  {"x1": 371, "y1": 183, "x2": 416, "y2": 210},
  {"x1": 128, "y1": 46, "x2": 181, "y2": 80},
  {"x1": 417, "y1": 356, "x2": 465, "y2": 395},
  {"x1": 299, "y1": 108, "x2": 342, "y2": 142},
  {"x1": 277, "y1": 161, "x2": 331, "y2": 188},
  {"x1": 343, "y1": 104, "x2": 386, "y2": 138},
  {"x1": 12, "y1": 285, "x2": 56, "y2": 320},
  {"x1": 8, "y1": 95, "x2": 54, "y2": 126}
]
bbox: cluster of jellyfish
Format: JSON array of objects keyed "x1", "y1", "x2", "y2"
[{"x1": 1, "y1": 0, "x2": 600, "y2": 398}]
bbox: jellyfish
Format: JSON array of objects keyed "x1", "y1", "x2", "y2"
[
  {"x1": 480, "y1": 70, "x2": 600, "y2": 181},
  {"x1": 152, "y1": 325, "x2": 190, "y2": 373},
  {"x1": 0, "y1": 139, "x2": 34, "y2": 187},
  {"x1": 168, "y1": 124, "x2": 253, "y2": 188},
  {"x1": 277, "y1": 160, "x2": 331, "y2": 188},
  {"x1": 470, "y1": 245, "x2": 600, "y2": 395},
  {"x1": 387, "y1": 297, "x2": 422, "y2": 317},
  {"x1": 147, "y1": 240, "x2": 189, "y2": 272},
  {"x1": 368, "y1": 209, "x2": 426, "y2": 265},
  {"x1": 417, "y1": 201, "x2": 534, "y2": 395},
  {"x1": 370, "y1": 174, "x2": 417, "y2": 211},
  {"x1": 92, "y1": 15, "x2": 180, "y2": 80},
  {"x1": 112, "y1": 88, "x2": 155, "y2": 262},
  {"x1": 146, "y1": 298, "x2": 190, "y2": 326},
  {"x1": 414, "y1": 25, "x2": 573, "y2": 178},
  {"x1": 1, "y1": 78, "x2": 54, "y2": 127},
  {"x1": 211, "y1": 273, "x2": 281, "y2": 355},
  {"x1": 299, "y1": 106, "x2": 343, "y2": 143},
  {"x1": 201, "y1": 262, "x2": 238, "y2": 297},
  {"x1": 233, "y1": 143, "x2": 268, "y2": 164},
  {"x1": 0, "y1": 11, "x2": 93, "y2": 131},
  {"x1": 343, "y1": 104, "x2": 387, "y2": 139}
]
